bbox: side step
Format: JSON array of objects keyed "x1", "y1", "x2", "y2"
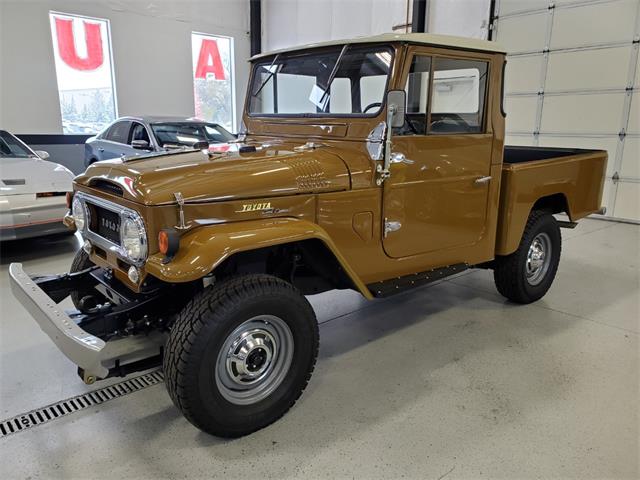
[{"x1": 367, "y1": 263, "x2": 468, "y2": 298}]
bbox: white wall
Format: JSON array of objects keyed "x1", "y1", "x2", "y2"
[
  {"x1": 0, "y1": 0, "x2": 250, "y2": 133},
  {"x1": 262, "y1": 0, "x2": 412, "y2": 52},
  {"x1": 427, "y1": 0, "x2": 491, "y2": 39}
]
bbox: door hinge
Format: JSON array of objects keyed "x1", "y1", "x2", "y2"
[
  {"x1": 384, "y1": 218, "x2": 401, "y2": 238},
  {"x1": 376, "y1": 163, "x2": 390, "y2": 186},
  {"x1": 612, "y1": 172, "x2": 620, "y2": 184}
]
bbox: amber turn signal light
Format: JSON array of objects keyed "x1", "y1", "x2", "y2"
[
  {"x1": 159, "y1": 228, "x2": 180, "y2": 263},
  {"x1": 66, "y1": 191, "x2": 74, "y2": 209}
]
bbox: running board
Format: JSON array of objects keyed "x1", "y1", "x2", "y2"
[{"x1": 367, "y1": 263, "x2": 468, "y2": 298}]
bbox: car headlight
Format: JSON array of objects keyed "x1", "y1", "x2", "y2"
[
  {"x1": 120, "y1": 214, "x2": 147, "y2": 263},
  {"x1": 72, "y1": 196, "x2": 86, "y2": 231}
]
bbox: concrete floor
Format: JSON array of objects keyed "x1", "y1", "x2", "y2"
[{"x1": 0, "y1": 217, "x2": 638, "y2": 479}]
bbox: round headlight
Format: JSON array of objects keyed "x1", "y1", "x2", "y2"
[
  {"x1": 121, "y1": 215, "x2": 147, "y2": 263},
  {"x1": 72, "y1": 196, "x2": 86, "y2": 231}
]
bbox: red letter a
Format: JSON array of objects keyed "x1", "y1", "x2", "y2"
[{"x1": 195, "y1": 39, "x2": 225, "y2": 80}]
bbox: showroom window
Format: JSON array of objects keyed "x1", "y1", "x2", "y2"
[
  {"x1": 49, "y1": 12, "x2": 117, "y2": 134},
  {"x1": 191, "y1": 33, "x2": 235, "y2": 131}
]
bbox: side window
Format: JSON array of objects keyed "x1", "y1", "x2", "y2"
[
  {"x1": 130, "y1": 123, "x2": 150, "y2": 144},
  {"x1": 104, "y1": 121, "x2": 131, "y2": 144},
  {"x1": 430, "y1": 58, "x2": 488, "y2": 134}
]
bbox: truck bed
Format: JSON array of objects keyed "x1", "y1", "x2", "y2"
[
  {"x1": 496, "y1": 146, "x2": 607, "y2": 255},
  {"x1": 504, "y1": 145, "x2": 600, "y2": 164}
]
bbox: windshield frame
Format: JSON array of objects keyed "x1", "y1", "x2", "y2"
[{"x1": 246, "y1": 44, "x2": 395, "y2": 119}]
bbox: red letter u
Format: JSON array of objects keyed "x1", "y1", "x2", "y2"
[{"x1": 55, "y1": 17, "x2": 104, "y2": 71}]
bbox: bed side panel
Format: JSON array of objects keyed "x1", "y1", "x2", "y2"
[{"x1": 496, "y1": 152, "x2": 606, "y2": 255}]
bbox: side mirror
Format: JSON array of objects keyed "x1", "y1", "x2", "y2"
[
  {"x1": 192, "y1": 140, "x2": 209, "y2": 150},
  {"x1": 387, "y1": 90, "x2": 406, "y2": 128},
  {"x1": 131, "y1": 139, "x2": 151, "y2": 150},
  {"x1": 35, "y1": 150, "x2": 50, "y2": 160}
]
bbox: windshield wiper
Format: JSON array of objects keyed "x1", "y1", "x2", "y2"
[
  {"x1": 318, "y1": 44, "x2": 349, "y2": 108},
  {"x1": 252, "y1": 54, "x2": 280, "y2": 98}
]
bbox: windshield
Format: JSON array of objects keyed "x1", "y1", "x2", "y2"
[
  {"x1": 0, "y1": 131, "x2": 35, "y2": 158},
  {"x1": 249, "y1": 45, "x2": 393, "y2": 117},
  {"x1": 150, "y1": 123, "x2": 236, "y2": 148}
]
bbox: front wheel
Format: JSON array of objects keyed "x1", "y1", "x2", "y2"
[
  {"x1": 163, "y1": 274, "x2": 319, "y2": 437},
  {"x1": 493, "y1": 210, "x2": 561, "y2": 304}
]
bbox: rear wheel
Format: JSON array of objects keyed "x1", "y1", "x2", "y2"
[
  {"x1": 493, "y1": 210, "x2": 561, "y2": 304},
  {"x1": 164, "y1": 274, "x2": 319, "y2": 437}
]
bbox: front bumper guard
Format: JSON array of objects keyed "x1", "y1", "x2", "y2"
[{"x1": 9, "y1": 263, "x2": 165, "y2": 384}]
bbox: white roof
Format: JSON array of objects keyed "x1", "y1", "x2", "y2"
[{"x1": 250, "y1": 32, "x2": 506, "y2": 60}]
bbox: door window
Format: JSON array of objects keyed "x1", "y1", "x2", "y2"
[
  {"x1": 130, "y1": 123, "x2": 150, "y2": 144},
  {"x1": 430, "y1": 58, "x2": 488, "y2": 134},
  {"x1": 104, "y1": 121, "x2": 131, "y2": 144}
]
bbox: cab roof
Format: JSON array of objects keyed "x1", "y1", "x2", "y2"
[{"x1": 250, "y1": 32, "x2": 506, "y2": 60}]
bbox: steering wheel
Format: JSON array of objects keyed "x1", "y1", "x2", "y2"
[
  {"x1": 362, "y1": 102, "x2": 382, "y2": 113},
  {"x1": 430, "y1": 114, "x2": 472, "y2": 132}
]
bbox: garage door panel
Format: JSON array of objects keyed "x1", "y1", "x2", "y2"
[
  {"x1": 505, "y1": 55, "x2": 543, "y2": 93},
  {"x1": 541, "y1": 93, "x2": 625, "y2": 134},
  {"x1": 550, "y1": 0, "x2": 638, "y2": 49},
  {"x1": 496, "y1": 13, "x2": 548, "y2": 53},
  {"x1": 627, "y1": 94, "x2": 640, "y2": 134},
  {"x1": 620, "y1": 137, "x2": 639, "y2": 179},
  {"x1": 601, "y1": 178, "x2": 615, "y2": 214},
  {"x1": 538, "y1": 135, "x2": 619, "y2": 177},
  {"x1": 613, "y1": 182, "x2": 640, "y2": 220},
  {"x1": 546, "y1": 47, "x2": 631, "y2": 91},
  {"x1": 505, "y1": 134, "x2": 536, "y2": 146},
  {"x1": 505, "y1": 96, "x2": 538, "y2": 132},
  {"x1": 499, "y1": 0, "x2": 550, "y2": 16}
]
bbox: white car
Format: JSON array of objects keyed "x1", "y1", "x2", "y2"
[{"x1": 0, "y1": 130, "x2": 75, "y2": 240}]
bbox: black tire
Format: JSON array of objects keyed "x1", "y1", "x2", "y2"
[
  {"x1": 69, "y1": 249, "x2": 105, "y2": 309},
  {"x1": 164, "y1": 274, "x2": 319, "y2": 438},
  {"x1": 493, "y1": 210, "x2": 561, "y2": 304}
]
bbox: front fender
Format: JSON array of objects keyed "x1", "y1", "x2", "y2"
[{"x1": 145, "y1": 217, "x2": 373, "y2": 299}]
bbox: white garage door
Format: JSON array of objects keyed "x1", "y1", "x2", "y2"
[{"x1": 495, "y1": 0, "x2": 640, "y2": 222}]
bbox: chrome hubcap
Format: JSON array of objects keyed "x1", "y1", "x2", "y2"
[
  {"x1": 526, "y1": 232, "x2": 552, "y2": 286},
  {"x1": 216, "y1": 315, "x2": 293, "y2": 405}
]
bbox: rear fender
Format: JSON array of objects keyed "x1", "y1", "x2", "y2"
[{"x1": 145, "y1": 217, "x2": 373, "y2": 299}]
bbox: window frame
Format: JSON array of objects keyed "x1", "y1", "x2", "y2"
[
  {"x1": 398, "y1": 48, "x2": 492, "y2": 136},
  {"x1": 191, "y1": 31, "x2": 237, "y2": 132},
  {"x1": 49, "y1": 11, "x2": 119, "y2": 135}
]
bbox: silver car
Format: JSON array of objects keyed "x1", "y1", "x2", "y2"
[{"x1": 84, "y1": 116, "x2": 236, "y2": 166}]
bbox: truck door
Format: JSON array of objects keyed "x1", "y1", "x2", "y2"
[{"x1": 382, "y1": 51, "x2": 494, "y2": 259}]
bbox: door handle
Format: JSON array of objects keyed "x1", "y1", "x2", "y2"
[
  {"x1": 475, "y1": 176, "x2": 492, "y2": 185},
  {"x1": 98, "y1": 148, "x2": 105, "y2": 152},
  {"x1": 390, "y1": 152, "x2": 414, "y2": 165}
]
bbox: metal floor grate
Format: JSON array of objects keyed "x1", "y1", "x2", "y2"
[{"x1": 0, "y1": 369, "x2": 164, "y2": 439}]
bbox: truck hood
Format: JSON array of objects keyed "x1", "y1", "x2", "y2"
[
  {"x1": 75, "y1": 145, "x2": 351, "y2": 205},
  {"x1": 0, "y1": 157, "x2": 74, "y2": 196}
]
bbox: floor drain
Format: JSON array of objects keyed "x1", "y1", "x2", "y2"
[{"x1": 0, "y1": 369, "x2": 164, "y2": 439}]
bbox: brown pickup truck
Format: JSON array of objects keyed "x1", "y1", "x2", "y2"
[{"x1": 9, "y1": 33, "x2": 606, "y2": 438}]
